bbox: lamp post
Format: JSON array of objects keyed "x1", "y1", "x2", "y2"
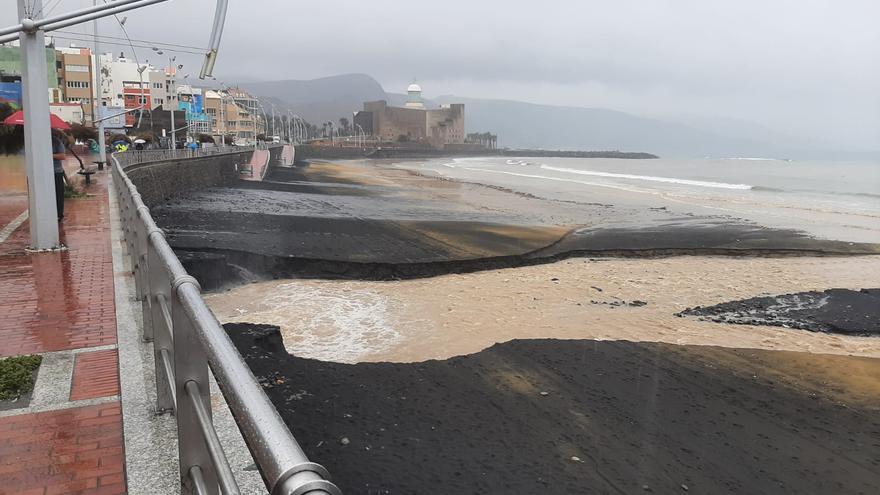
[
  {"x1": 182, "y1": 73, "x2": 192, "y2": 143},
  {"x1": 287, "y1": 110, "x2": 296, "y2": 144},
  {"x1": 269, "y1": 102, "x2": 276, "y2": 139},
  {"x1": 255, "y1": 98, "x2": 268, "y2": 147},
  {"x1": 92, "y1": 1, "x2": 107, "y2": 171},
  {"x1": 17, "y1": 0, "x2": 58, "y2": 248}
]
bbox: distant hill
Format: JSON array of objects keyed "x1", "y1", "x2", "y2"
[
  {"x1": 237, "y1": 74, "x2": 873, "y2": 159},
  {"x1": 241, "y1": 74, "x2": 385, "y2": 125},
  {"x1": 431, "y1": 95, "x2": 776, "y2": 157}
]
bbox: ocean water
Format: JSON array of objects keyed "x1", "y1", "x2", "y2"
[{"x1": 410, "y1": 156, "x2": 880, "y2": 243}]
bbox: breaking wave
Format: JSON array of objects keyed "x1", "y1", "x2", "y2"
[{"x1": 539, "y1": 165, "x2": 754, "y2": 190}]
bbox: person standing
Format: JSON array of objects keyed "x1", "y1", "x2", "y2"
[{"x1": 51, "y1": 131, "x2": 67, "y2": 220}]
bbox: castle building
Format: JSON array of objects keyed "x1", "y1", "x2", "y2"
[{"x1": 354, "y1": 83, "x2": 465, "y2": 148}]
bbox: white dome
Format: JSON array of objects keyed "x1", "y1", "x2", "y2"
[{"x1": 407, "y1": 83, "x2": 422, "y2": 93}]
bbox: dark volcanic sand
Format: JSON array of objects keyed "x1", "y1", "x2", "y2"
[
  {"x1": 679, "y1": 288, "x2": 880, "y2": 336},
  {"x1": 149, "y1": 162, "x2": 880, "y2": 289},
  {"x1": 227, "y1": 323, "x2": 880, "y2": 495}
]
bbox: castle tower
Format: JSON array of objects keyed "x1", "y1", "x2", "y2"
[{"x1": 405, "y1": 81, "x2": 424, "y2": 109}]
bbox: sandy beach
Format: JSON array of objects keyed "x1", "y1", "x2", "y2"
[{"x1": 152, "y1": 157, "x2": 880, "y2": 493}]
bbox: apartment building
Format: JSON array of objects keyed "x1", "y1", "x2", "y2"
[{"x1": 55, "y1": 47, "x2": 94, "y2": 124}]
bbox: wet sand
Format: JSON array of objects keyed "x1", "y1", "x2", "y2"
[
  {"x1": 227, "y1": 324, "x2": 880, "y2": 495},
  {"x1": 681, "y1": 288, "x2": 880, "y2": 336},
  {"x1": 205, "y1": 256, "x2": 880, "y2": 364},
  {"x1": 153, "y1": 160, "x2": 880, "y2": 292}
]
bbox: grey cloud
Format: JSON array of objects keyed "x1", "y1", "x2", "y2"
[{"x1": 3, "y1": 0, "x2": 878, "y2": 149}]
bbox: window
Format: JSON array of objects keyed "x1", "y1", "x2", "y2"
[
  {"x1": 66, "y1": 81, "x2": 89, "y2": 88},
  {"x1": 153, "y1": 82, "x2": 162, "y2": 89},
  {"x1": 153, "y1": 98, "x2": 162, "y2": 105},
  {"x1": 66, "y1": 65, "x2": 89, "y2": 72}
]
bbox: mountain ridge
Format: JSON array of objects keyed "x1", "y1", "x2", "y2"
[{"x1": 236, "y1": 73, "x2": 875, "y2": 159}]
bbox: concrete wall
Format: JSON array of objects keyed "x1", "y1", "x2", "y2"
[
  {"x1": 294, "y1": 145, "x2": 368, "y2": 161},
  {"x1": 125, "y1": 145, "x2": 284, "y2": 207},
  {"x1": 125, "y1": 150, "x2": 253, "y2": 206}
]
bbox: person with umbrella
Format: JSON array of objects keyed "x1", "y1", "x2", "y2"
[
  {"x1": 51, "y1": 129, "x2": 67, "y2": 220},
  {"x1": 2, "y1": 110, "x2": 72, "y2": 220}
]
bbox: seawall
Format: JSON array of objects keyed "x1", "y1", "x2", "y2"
[
  {"x1": 124, "y1": 146, "x2": 283, "y2": 206},
  {"x1": 293, "y1": 145, "x2": 658, "y2": 162}
]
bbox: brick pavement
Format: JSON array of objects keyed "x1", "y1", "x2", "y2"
[
  {"x1": 0, "y1": 161, "x2": 116, "y2": 357},
  {"x1": 0, "y1": 158, "x2": 127, "y2": 495},
  {"x1": 70, "y1": 350, "x2": 120, "y2": 402},
  {"x1": 0, "y1": 402, "x2": 125, "y2": 495}
]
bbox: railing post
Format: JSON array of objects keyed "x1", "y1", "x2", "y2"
[
  {"x1": 149, "y1": 244, "x2": 175, "y2": 413},
  {"x1": 172, "y1": 275, "x2": 219, "y2": 495},
  {"x1": 134, "y1": 205, "x2": 155, "y2": 341},
  {"x1": 130, "y1": 206, "x2": 144, "y2": 304}
]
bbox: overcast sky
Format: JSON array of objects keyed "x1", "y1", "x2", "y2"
[{"x1": 6, "y1": 0, "x2": 879, "y2": 149}]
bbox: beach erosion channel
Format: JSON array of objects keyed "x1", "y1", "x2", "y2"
[{"x1": 146, "y1": 157, "x2": 880, "y2": 494}]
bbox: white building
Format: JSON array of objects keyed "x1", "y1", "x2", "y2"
[
  {"x1": 49, "y1": 102, "x2": 84, "y2": 125},
  {"x1": 98, "y1": 52, "x2": 166, "y2": 110}
]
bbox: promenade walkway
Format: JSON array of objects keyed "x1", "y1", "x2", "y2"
[{"x1": 0, "y1": 159, "x2": 125, "y2": 494}]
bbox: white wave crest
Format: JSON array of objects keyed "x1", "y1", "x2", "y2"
[
  {"x1": 539, "y1": 165, "x2": 753, "y2": 190},
  {"x1": 220, "y1": 282, "x2": 401, "y2": 363}
]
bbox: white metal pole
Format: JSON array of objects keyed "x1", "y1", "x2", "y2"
[
  {"x1": 93, "y1": 1, "x2": 107, "y2": 167},
  {"x1": 168, "y1": 57, "x2": 175, "y2": 149},
  {"x1": 252, "y1": 97, "x2": 257, "y2": 149},
  {"x1": 19, "y1": 0, "x2": 60, "y2": 249},
  {"x1": 219, "y1": 91, "x2": 225, "y2": 146}
]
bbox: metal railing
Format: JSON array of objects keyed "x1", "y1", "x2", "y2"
[
  {"x1": 111, "y1": 150, "x2": 340, "y2": 495},
  {"x1": 113, "y1": 146, "x2": 244, "y2": 168}
]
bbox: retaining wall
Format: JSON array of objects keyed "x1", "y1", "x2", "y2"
[{"x1": 124, "y1": 146, "x2": 284, "y2": 207}]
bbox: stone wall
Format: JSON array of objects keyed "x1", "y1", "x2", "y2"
[
  {"x1": 293, "y1": 145, "x2": 368, "y2": 162},
  {"x1": 124, "y1": 150, "x2": 253, "y2": 206}
]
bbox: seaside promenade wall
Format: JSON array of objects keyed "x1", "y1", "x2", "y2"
[
  {"x1": 125, "y1": 146, "x2": 283, "y2": 206},
  {"x1": 294, "y1": 145, "x2": 368, "y2": 161}
]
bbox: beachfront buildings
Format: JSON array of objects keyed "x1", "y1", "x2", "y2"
[
  {"x1": 204, "y1": 88, "x2": 265, "y2": 143},
  {"x1": 354, "y1": 83, "x2": 466, "y2": 148},
  {"x1": 97, "y1": 52, "x2": 169, "y2": 127},
  {"x1": 1, "y1": 43, "x2": 265, "y2": 140},
  {"x1": 55, "y1": 47, "x2": 95, "y2": 124}
]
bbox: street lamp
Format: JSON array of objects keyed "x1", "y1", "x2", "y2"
[{"x1": 158, "y1": 55, "x2": 182, "y2": 149}]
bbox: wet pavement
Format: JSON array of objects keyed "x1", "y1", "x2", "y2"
[{"x1": 0, "y1": 159, "x2": 125, "y2": 494}]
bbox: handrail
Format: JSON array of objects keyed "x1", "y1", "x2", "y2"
[
  {"x1": 110, "y1": 149, "x2": 339, "y2": 495},
  {"x1": 113, "y1": 146, "x2": 245, "y2": 168}
]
